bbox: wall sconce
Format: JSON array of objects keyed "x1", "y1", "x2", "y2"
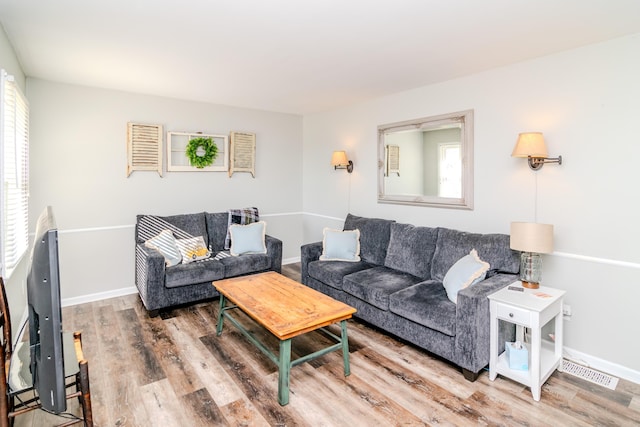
[
  {"x1": 510, "y1": 222, "x2": 554, "y2": 289},
  {"x1": 331, "y1": 150, "x2": 353, "y2": 173},
  {"x1": 512, "y1": 132, "x2": 562, "y2": 170}
]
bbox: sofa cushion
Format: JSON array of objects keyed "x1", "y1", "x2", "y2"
[
  {"x1": 320, "y1": 228, "x2": 360, "y2": 262},
  {"x1": 219, "y1": 253, "x2": 270, "y2": 277},
  {"x1": 307, "y1": 260, "x2": 374, "y2": 290},
  {"x1": 389, "y1": 281, "x2": 457, "y2": 337},
  {"x1": 431, "y1": 228, "x2": 520, "y2": 281},
  {"x1": 343, "y1": 214, "x2": 394, "y2": 265},
  {"x1": 342, "y1": 266, "x2": 423, "y2": 310},
  {"x1": 205, "y1": 212, "x2": 229, "y2": 252},
  {"x1": 165, "y1": 258, "x2": 225, "y2": 288},
  {"x1": 384, "y1": 223, "x2": 438, "y2": 279}
]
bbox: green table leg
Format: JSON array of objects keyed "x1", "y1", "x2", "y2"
[
  {"x1": 341, "y1": 320, "x2": 351, "y2": 376},
  {"x1": 278, "y1": 339, "x2": 292, "y2": 405},
  {"x1": 216, "y1": 295, "x2": 226, "y2": 336}
]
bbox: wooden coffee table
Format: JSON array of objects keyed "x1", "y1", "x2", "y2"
[{"x1": 213, "y1": 271, "x2": 356, "y2": 405}]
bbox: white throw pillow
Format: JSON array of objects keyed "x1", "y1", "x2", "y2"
[
  {"x1": 443, "y1": 249, "x2": 490, "y2": 303},
  {"x1": 229, "y1": 221, "x2": 267, "y2": 256},
  {"x1": 144, "y1": 229, "x2": 182, "y2": 267},
  {"x1": 225, "y1": 207, "x2": 260, "y2": 249},
  {"x1": 175, "y1": 236, "x2": 211, "y2": 264},
  {"x1": 319, "y1": 228, "x2": 361, "y2": 262}
]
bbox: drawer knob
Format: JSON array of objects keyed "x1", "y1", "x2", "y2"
[{"x1": 509, "y1": 313, "x2": 514, "y2": 318}]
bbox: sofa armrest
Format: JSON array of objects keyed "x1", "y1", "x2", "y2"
[
  {"x1": 265, "y1": 234, "x2": 283, "y2": 273},
  {"x1": 300, "y1": 242, "x2": 323, "y2": 285},
  {"x1": 135, "y1": 244, "x2": 167, "y2": 310},
  {"x1": 454, "y1": 273, "x2": 518, "y2": 373}
]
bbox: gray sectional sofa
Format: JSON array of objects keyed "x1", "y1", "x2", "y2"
[
  {"x1": 135, "y1": 211, "x2": 282, "y2": 316},
  {"x1": 301, "y1": 214, "x2": 518, "y2": 381}
]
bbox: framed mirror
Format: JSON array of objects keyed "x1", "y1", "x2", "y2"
[{"x1": 378, "y1": 109, "x2": 474, "y2": 209}]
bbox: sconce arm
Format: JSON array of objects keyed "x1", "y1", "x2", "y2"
[
  {"x1": 528, "y1": 155, "x2": 562, "y2": 170},
  {"x1": 334, "y1": 160, "x2": 354, "y2": 173}
]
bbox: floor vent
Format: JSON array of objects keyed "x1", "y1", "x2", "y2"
[{"x1": 562, "y1": 359, "x2": 619, "y2": 390}]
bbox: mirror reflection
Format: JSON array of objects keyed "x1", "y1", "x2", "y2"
[{"x1": 378, "y1": 110, "x2": 474, "y2": 209}]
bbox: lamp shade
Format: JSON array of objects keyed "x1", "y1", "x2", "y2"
[
  {"x1": 512, "y1": 132, "x2": 548, "y2": 158},
  {"x1": 331, "y1": 150, "x2": 349, "y2": 167},
  {"x1": 510, "y1": 222, "x2": 554, "y2": 253}
]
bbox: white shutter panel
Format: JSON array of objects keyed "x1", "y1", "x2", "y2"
[{"x1": 127, "y1": 122, "x2": 163, "y2": 177}]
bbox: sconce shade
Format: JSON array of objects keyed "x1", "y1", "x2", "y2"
[
  {"x1": 512, "y1": 132, "x2": 548, "y2": 158},
  {"x1": 510, "y1": 222, "x2": 554, "y2": 254},
  {"x1": 331, "y1": 150, "x2": 354, "y2": 173},
  {"x1": 331, "y1": 150, "x2": 349, "y2": 167}
]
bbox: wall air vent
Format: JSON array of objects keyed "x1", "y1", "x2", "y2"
[{"x1": 562, "y1": 359, "x2": 619, "y2": 390}]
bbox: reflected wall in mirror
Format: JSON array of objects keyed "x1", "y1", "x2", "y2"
[{"x1": 378, "y1": 109, "x2": 474, "y2": 209}]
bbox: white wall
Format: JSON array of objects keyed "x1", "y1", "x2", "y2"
[
  {"x1": 27, "y1": 79, "x2": 303, "y2": 303},
  {"x1": 384, "y1": 131, "x2": 423, "y2": 195},
  {"x1": 0, "y1": 24, "x2": 25, "y2": 91},
  {"x1": 303, "y1": 33, "x2": 640, "y2": 379}
]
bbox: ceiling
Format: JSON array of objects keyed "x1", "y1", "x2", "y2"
[{"x1": 2, "y1": 1, "x2": 640, "y2": 115}]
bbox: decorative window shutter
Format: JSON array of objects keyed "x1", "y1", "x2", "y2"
[{"x1": 127, "y1": 122, "x2": 163, "y2": 177}]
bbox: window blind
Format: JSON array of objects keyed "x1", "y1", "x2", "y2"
[{"x1": 1, "y1": 69, "x2": 29, "y2": 279}]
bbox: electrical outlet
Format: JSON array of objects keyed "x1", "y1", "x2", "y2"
[{"x1": 562, "y1": 304, "x2": 572, "y2": 317}]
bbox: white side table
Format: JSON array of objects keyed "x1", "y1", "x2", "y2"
[{"x1": 488, "y1": 282, "x2": 565, "y2": 401}]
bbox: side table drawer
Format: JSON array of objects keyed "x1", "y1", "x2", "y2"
[{"x1": 496, "y1": 303, "x2": 531, "y2": 325}]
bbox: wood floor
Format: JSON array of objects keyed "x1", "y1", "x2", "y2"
[{"x1": 15, "y1": 263, "x2": 640, "y2": 426}]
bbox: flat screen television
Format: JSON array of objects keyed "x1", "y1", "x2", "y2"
[{"x1": 26, "y1": 206, "x2": 66, "y2": 413}]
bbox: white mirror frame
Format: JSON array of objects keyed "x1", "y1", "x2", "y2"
[{"x1": 377, "y1": 109, "x2": 474, "y2": 210}]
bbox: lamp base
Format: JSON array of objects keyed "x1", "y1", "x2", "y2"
[
  {"x1": 521, "y1": 281, "x2": 540, "y2": 289},
  {"x1": 519, "y1": 252, "x2": 542, "y2": 288}
]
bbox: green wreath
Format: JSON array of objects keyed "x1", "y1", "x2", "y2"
[{"x1": 186, "y1": 137, "x2": 218, "y2": 168}]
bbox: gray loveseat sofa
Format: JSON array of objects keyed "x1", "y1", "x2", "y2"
[
  {"x1": 301, "y1": 214, "x2": 518, "y2": 381},
  {"x1": 135, "y1": 211, "x2": 282, "y2": 316}
]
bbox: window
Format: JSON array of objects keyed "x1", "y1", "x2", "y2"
[
  {"x1": 0, "y1": 69, "x2": 29, "y2": 279},
  {"x1": 438, "y1": 143, "x2": 461, "y2": 198}
]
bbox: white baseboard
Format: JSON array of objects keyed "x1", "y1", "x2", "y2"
[
  {"x1": 283, "y1": 256, "x2": 300, "y2": 265},
  {"x1": 61, "y1": 286, "x2": 138, "y2": 308},
  {"x1": 563, "y1": 345, "x2": 640, "y2": 385}
]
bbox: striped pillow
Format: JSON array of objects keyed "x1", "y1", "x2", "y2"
[
  {"x1": 175, "y1": 236, "x2": 211, "y2": 264},
  {"x1": 144, "y1": 229, "x2": 182, "y2": 267}
]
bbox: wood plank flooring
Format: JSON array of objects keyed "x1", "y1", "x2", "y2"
[{"x1": 15, "y1": 263, "x2": 640, "y2": 426}]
